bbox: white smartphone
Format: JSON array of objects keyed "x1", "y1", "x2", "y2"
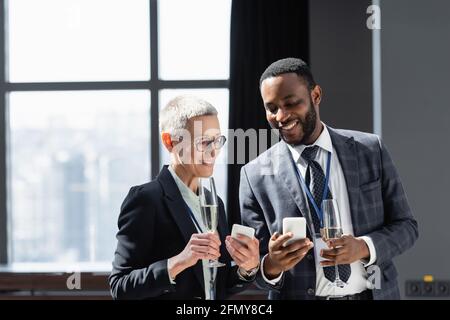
[
  {"x1": 231, "y1": 224, "x2": 255, "y2": 242},
  {"x1": 282, "y1": 217, "x2": 306, "y2": 246}
]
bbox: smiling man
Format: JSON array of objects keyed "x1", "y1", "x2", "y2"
[{"x1": 239, "y1": 58, "x2": 418, "y2": 300}]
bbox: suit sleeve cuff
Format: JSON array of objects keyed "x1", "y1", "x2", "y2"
[
  {"x1": 260, "y1": 254, "x2": 283, "y2": 285},
  {"x1": 358, "y1": 236, "x2": 377, "y2": 267}
]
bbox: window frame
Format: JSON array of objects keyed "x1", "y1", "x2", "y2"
[{"x1": 0, "y1": 0, "x2": 229, "y2": 267}]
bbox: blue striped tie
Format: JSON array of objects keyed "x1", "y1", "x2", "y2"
[{"x1": 301, "y1": 146, "x2": 351, "y2": 283}]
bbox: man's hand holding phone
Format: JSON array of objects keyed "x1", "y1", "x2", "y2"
[{"x1": 263, "y1": 217, "x2": 314, "y2": 280}]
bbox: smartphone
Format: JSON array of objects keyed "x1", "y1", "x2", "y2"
[
  {"x1": 231, "y1": 224, "x2": 255, "y2": 243},
  {"x1": 282, "y1": 217, "x2": 306, "y2": 246}
]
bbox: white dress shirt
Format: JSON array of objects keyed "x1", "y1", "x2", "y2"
[{"x1": 261, "y1": 123, "x2": 377, "y2": 297}]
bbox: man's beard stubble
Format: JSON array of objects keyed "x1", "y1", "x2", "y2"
[{"x1": 284, "y1": 101, "x2": 318, "y2": 146}]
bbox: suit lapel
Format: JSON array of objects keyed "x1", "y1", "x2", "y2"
[
  {"x1": 275, "y1": 141, "x2": 314, "y2": 234},
  {"x1": 328, "y1": 127, "x2": 362, "y2": 235},
  {"x1": 157, "y1": 166, "x2": 205, "y2": 292}
]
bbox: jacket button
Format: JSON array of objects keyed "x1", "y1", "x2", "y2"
[
  {"x1": 307, "y1": 254, "x2": 313, "y2": 260},
  {"x1": 307, "y1": 288, "x2": 315, "y2": 296}
]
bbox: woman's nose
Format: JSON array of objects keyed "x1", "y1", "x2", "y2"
[{"x1": 209, "y1": 148, "x2": 216, "y2": 159}]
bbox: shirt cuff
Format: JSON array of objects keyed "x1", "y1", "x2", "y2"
[
  {"x1": 167, "y1": 260, "x2": 176, "y2": 284},
  {"x1": 261, "y1": 254, "x2": 283, "y2": 285},
  {"x1": 358, "y1": 236, "x2": 377, "y2": 267}
]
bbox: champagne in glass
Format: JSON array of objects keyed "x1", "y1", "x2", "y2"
[
  {"x1": 200, "y1": 204, "x2": 218, "y2": 233},
  {"x1": 322, "y1": 199, "x2": 346, "y2": 288},
  {"x1": 322, "y1": 227, "x2": 343, "y2": 240},
  {"x1": 198, "y1": 177, "x2": 225, "y2": 268}
]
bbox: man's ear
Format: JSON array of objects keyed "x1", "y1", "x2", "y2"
[
  {"x1": 311, "y1": 85, "x2": 322, "y2": 107},
  {"x1": 161, "y1": 132, "x2": 173, "y2": 152}
]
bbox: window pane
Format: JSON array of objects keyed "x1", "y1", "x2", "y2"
[
  {"x1": 8, "y1": 90, "x2": 150, "y2": 266},
  {"x1": 8, "y1": 0, "x2": 150, "y2": 82},
  {"x1": 159, "y1": 89, "x2": 229, "y2": 205},
  {"x1": 158, "y1": 0, "x2": 231, "y2": 80}
]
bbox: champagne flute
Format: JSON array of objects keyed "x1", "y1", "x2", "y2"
[
  {"x1": 322, "y1": 199, "x2": 346, "y2": 288},
  {"x1": 198, "y1": 177, "x2": 225, "y2": 268}
]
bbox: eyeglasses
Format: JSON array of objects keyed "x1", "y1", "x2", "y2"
[
  {"x1": 194, "y1": 135, "x2": 227, "y2": 152},
  {"x1": 171, "y1": 135, "x2": 227, "y2": 152}
]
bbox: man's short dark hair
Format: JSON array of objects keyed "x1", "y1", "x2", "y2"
[{"x1": 259, "y1": 57, "x2": 316, "y2": 90}]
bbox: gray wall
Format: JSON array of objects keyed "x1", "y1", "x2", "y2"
[
  {"x1": 380, "y1": 0, "x2": 450, "y2": 298},
  {"x1": 310, "y1": 0, "x2": 450, "y2": 299},
  {"x1": 309, "y1": 0, "x2": 373, "y2": 133}
]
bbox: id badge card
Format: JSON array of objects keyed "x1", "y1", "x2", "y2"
[{"x1": 313, "y1": 232, "x2": 329, "y2": 263}]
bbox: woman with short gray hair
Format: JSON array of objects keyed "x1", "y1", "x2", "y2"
[{"x1": 109, "y1": 95, "x2": 260, "y2": 300}]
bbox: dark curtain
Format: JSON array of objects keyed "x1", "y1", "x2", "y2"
[{"x1": 227, "y1": 0, "x2": 310, "y2": 228}]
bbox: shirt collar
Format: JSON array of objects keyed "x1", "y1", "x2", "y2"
[{"x1": 287, "y1": 122, "x2": 333, "y2": 163}]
